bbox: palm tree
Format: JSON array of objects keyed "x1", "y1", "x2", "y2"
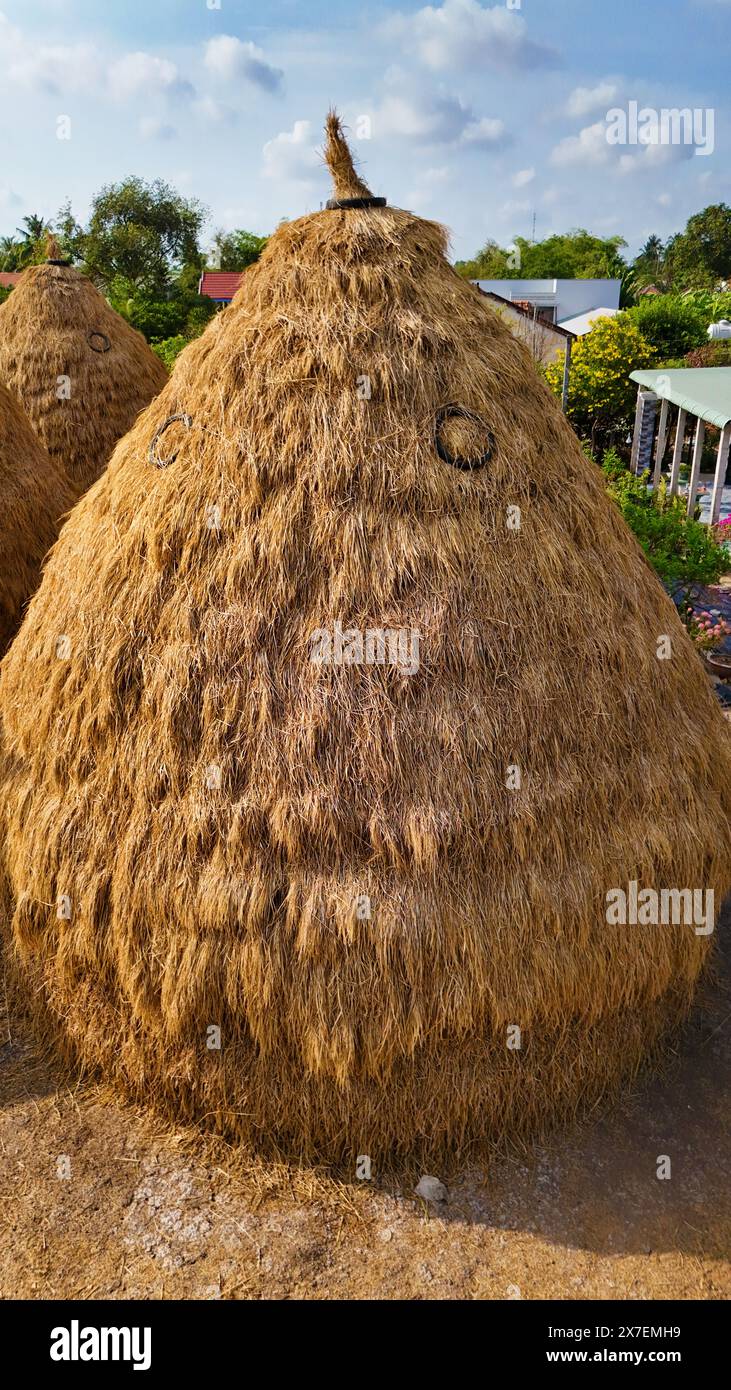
[
  {"x1": 16, "y1": 213, "x2": 49, "y2": 242},
  {"x1": 14, "y1": 213, "x2": 52, "y2": 267},
  {"x1": 0, "y1": 236, "x2": 22, "y2": 271},
  {"x1": 634, "y1": 234, "x2": 667, "y2": 289}
]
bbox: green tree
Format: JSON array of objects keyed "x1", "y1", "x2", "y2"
[
  {"x1": 209, "y1": 228, "x2": 268, "y2": 271},
  {"x1": 455, "y1": 238, "x2": 511, "y2": 279},
  {"x1": 82, "y1": 177, "x2": 208, "y2": 294},
  {"x1": 664, "y1": 204, "x2": 731, "y2": 290},
  {"x1": 633, "y1": 233, "x2": 667, "y2": 289},
  {"x1": 456, "y1": 228, "x2": 630, "y2": 283},
  {"x1": 545, "y1": 314, "x2": 656, "y2": 442},
  {"x1": 54, "y1": 199, "x2": 85, "y2": 264},
  {"x1": 13, "y1": 213, "x2": 52, "y2": 266},
  {"x1": 0, "y1": 236, "x2": 22, "y2": 271},
  {"x1": 625, "y1": 296, "x2": 708, "y2": 359}
]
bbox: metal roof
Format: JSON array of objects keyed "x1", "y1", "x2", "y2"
[
  {"x1": 198, "y1": 271, "x2": 242, "y2": 302},
  {"x1": 629, "y1": 367, "x2": 731, "y2": 430}
]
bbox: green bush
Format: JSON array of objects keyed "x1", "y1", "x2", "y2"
[
  {"x1": 625, "y1": 296, "x2": 708, "y2": 358},
  {"x1": 602, "y1": 459, "x2": 728, "y2": 589},
  {"x1": 151, "y1": 335, "x2": 189, "y2": 371},
  {"x1": 107, "y1": 276, "x2": 217, "y2": 343}
]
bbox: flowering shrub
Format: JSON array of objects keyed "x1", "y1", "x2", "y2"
[
  {"x1": 546, "y1": 316, "x2": 657, "y2": 436},
  {"x1": 681, "y1": 605, "x2": 731, "y2": 651}
]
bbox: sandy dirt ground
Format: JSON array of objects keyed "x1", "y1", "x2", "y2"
[{"x1": 1, "y1": 919, "x2": 729, "y2": 1302}]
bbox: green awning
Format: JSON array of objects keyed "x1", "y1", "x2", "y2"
[{"x1": 629, "y1": 367, "x2": 731, "y2": 430}]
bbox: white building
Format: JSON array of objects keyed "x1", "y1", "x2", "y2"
[{"x1": 472, "y1": 278, "x2": 622, "y2": 328}]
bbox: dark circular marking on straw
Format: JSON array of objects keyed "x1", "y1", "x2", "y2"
[
  {"x1": 435, "y1": 405, "x2": 494, "y2": 471},
  {"x1": 148, "y1": 413, "x2": 193, "y2": 470},
  {"x1": 88, "y1": 331, "x2": 111, "y2": 354},
  {"x1": 325, "y1": 196, "x2": 387, "y2": 209}
]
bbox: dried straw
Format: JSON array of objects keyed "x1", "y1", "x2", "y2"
[
  {"x1": 0, "y1": 255, "x2": 167, "y2": 496},
  {"x1": 0, "y1": 379, "x2": 74, "y2": 654},
  {"x1": 1, "y1": 116, "x2": 730, "y2": 1162}
]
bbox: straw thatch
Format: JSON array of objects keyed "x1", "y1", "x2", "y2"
[
  {"x1": 0, "y1": 244, "x2": 167, "y2": 496},
  {"x1": 2, "y1": 116, "x2": 730, "y2": 1162},
  {"x1": 0, "y1": 379, "x2": 74, "y2": 654}
]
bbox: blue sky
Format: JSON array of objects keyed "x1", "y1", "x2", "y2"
[{"x1": 1, "y1": 0, "x2": 730, "y2": 262}]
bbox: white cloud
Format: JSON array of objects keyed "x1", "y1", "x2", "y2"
[
  {"x1": 657, "y1": 192, "x2": 672, "y2": 205},
  {"x1": 566, "y1": 80, "x2": 619, "y2": 118},
  {"x1": 554, "y1": 111, "x2": 701, "y2": 173},
  {"x1": 262, "y1": 120, "x2": 320, "y2": 182},
  {"x1": 377, "y1": 91, "x2": 468, "y2": 142},
  {"x1": 618, "y1": 141, "x2": 697, "y2": 175},
  {"x1": 194, "y1": 96, "x2": 237, "y2": 126},
  {"x1": 204, "y1": 35, "x2": 283, "y2": 92},
  {"x1": 512, "y1": 166, "x2": 535, "y2": 187},
  {"x1": 138, "y1": 117, "x2": 177, "y2": 141},
  {"x1": 0, "y1": 12, "x2": 102, "y2": 94},
  {"x1": 374, "y1": 83, "x2": 508, "y2": 148},
  {"x1": 108, "y1": 52, "x2": 192, "y2": 102},
  {"x1": 405, "y1": 165, "x2": 451, "y2": 209},
  {"x1": 384, "y1": 0, "x2": 558, "y2": 72},
  {"x1": 460, "y1": 115, "x2": 506, "y2": 147},
  {"x1": 551, "y1": 120, "x2": 612, "y2": 167}
]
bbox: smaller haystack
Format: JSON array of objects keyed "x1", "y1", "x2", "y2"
[
  {"x1": 0, "y1": 238, "x2": 168, "y2": 496},
  {"x1": 0, "y1": 380, "x2": 75, "y2": 653}
]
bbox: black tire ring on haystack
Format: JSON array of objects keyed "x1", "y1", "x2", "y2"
[
  {"x1": 326, "y1": 196, "x2": 387, "y2": 209},
  {"x1": 148, "y1": 413, "x2": 193, "y2": 469},
  {"x1": 88, "y1": 331, "x2": 111, "y2": 354},
  {"x1": 435, "y1": 404, "x2": 494, "y2": 471}
]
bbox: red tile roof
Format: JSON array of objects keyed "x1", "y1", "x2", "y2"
[
  {"x1": 0, "y1": 272, "x2": 21, "y2": 289},
  {"x1": 199, "y1": 271, "x2": 242, "y2": 301}
]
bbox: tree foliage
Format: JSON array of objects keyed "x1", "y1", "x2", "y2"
[
  {"x1": 545, "y1": 314, "x2": 656, "y2": 435},
  {"x1": 664, "y1": 204, "x2": 731, "y2": 290},
  {"x1": 456, "y1": 229, "x2": 628, "y2": 281},
  {"x1": 80, "y1": 177, "x2": 208, "y2": 294},
  {"x1": 625, "y1": 296, "x2": 708, "y2": 359},
  {"x1": 209, "y1": 228, "x2": 268, "y2": 271}
]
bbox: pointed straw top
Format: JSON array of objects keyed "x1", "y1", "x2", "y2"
[
  {"x1": 324, "y1": 110, "x2": 386, "y2": 210},
  {"x1": 45, "y1": 232, "x2": 70, "y2": 265}
]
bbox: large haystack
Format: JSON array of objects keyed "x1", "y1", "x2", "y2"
[
  {"x1": 2, "y1": 116, "x2": 730, "y2": 1162},
  {"x1": 0, "y1": 379, "x2": 75, "y2": 654},
  {"x1": 0, "y1": 241, "x2": 167, "y2": 496}
]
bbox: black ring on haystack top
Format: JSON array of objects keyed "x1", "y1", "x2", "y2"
[
  {"x1": 88, "y1": 331, "x2": 111, "y2": 353},
  {"x1": 148, "y1": 413, "x2": 193, "y2": 469},
  {"x1": 435, "y1": 405, "x2": 494, "y2": 471},
  {"x1": 326, "y1": 196, "x2": 387, "y2": 209}
]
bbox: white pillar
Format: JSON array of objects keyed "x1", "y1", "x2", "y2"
[
  {"x1": 652, "y1": 397, "x2": 669, "y2": 488},
  {"x1": 686, "y1": 417, "x2": 706, "y2": 517},
  {"x1": 710, "y1": 422, "x2": 731, "y2": 525},
  {"x1": 668, "y1": 408, "x2": 687, "y2": 498}
]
